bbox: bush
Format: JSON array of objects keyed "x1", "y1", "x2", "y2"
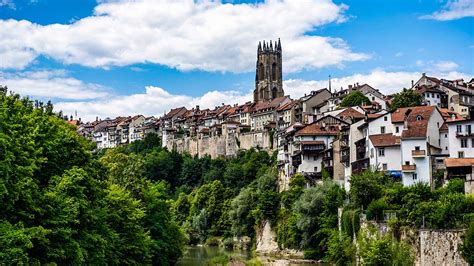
[
  {"x1": 341, "y1": 208, "x2": 360, "y2": 239},
  {"x1": 366, "y1": 198, "x2": 389, "y2": 221},
  {"x1": 358, "y1": 226, "x2": 414, "y2": 266},
  {"x1": 327, "y1": 230, "x2": 356, "y2": 265},
  {"x1": 445, "y1": 178, "x2": 465, "y2": 194}
]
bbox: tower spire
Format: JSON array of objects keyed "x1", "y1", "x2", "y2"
[
  {"x1": 258, "y1": 41, "x2": 262, "y2": 52},
  {"x1": 277, "y1": 38, "x2": 281, "y2": 51},
  {"x1": 270, "y1": 40, "x2": 273, "y2": 51}
]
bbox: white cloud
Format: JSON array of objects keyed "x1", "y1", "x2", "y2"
[
  {"x1": 434, "y1": 61, "x2": 459, "y2": 72},
  {"x1": 420, "y1": 0, "x2": 474, "y2": 21},
  {"x1": 0, "y1": 70, "x2": 110, "y2": 100},
  {"x1": 0, "y1": 0, "x2": 15, "y2": 9},
  {"x1": 0, "y1": 0, "x2": 368, "y2": 72},
  {"x1": 55, "y1": 86, "x2": 252, "y2": 121}
]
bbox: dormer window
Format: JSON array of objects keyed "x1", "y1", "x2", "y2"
[{"x1": 416, "y1": 115, "x2": 423, "y2": 121}]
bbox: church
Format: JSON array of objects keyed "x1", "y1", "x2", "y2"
[{"x1": 254, "y1": 39, "x2": 285, "y2": 103}]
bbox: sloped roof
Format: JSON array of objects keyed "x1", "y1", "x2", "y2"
[
  {"x1": 163, "y1": 107, "x2": 187, "y2": 120},
  {"x1": 295, "y1": 123, "x2": 340, "y2": 136},
  {"x1": 254, "y1": 96, "x2": 289, "y2": 112},
  {"x1": 369, "y1": 133, "x2": 401, "y2": 147},
  {"x1": 445, "y1": 158, "x2": 474, "y2": 168},
  {"x1": 392, "y1": 106, "x2": 438, "y2": 139},
  {"x1": 337, "y1": 107, "x2": 365, "y2": 120}
]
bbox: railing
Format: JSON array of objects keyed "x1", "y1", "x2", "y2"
[
  {"x1": 402, "y1": 164, "x2": 416, "y2": 172},
  {"x1": 412, "y1": 150, "x2": 426, "y2": 157}
]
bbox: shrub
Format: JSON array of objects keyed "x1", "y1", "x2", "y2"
[
  {"x1": 327, "y1": 230, "x2": 356, "y2": 265},
  {"x1": 460, "y1": 221, "x2": 474, "y2": 265}
]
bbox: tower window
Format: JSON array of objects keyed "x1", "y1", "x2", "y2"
[
  {"x1": 258, "y1": 63, "x2": 264, "y2": 81},
  {"x1": 272, "y1": 62, "x2": 277, "y2": 81}
]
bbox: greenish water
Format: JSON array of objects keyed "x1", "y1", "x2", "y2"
[
  {"x1": 177, "y1": 245, "x2": 252, "y2": 265},
  {"x1": 177, "y1": 246, "x2": 322, "y2": 265}
]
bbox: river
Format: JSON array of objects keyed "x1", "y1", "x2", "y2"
[{"x1": 177, "y1": 246, "x2": 322, "y2": 265}]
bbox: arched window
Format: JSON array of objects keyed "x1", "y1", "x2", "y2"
[
  {"x1": 416, "y1": 115, "x2": 423, "y2": 121},
  {"x1": 258, "y1": 63, "x2": 265, "y2": 81},
  {"x1": 272, "y1": 62, "x2": 277, "y2": 80},
  {"x1": 272, "y1": 87, "x2": 278, "y2": 99}
]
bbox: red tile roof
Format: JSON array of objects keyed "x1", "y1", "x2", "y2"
[
  {"x1": 337, "y1": 107, "x2": 364, "y2": 120},
  {"x1": 295, "y1": 123, "x2": 340, "y2": 136},
  {"x1": 391, "y1": 106, "x2": 437, "y2": 138},
  {"x1": 369, "y1": 133, "x2": 401, "y2": 147},
  {"x1": 445, "y1": 158, "x2": 474, "y2": 168}
]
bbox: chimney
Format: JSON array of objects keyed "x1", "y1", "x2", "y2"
[
  {"x1": 96, "y1": 116, "x2": 99, "y2": 122},
  {"x1": 348, "y1": 85, "x2": 353, "y2": 90},
  {"x1": 411, "y1": 80, "x2": 414, "y2": 88}
]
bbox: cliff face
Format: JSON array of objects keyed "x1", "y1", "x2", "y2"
[{"x1": 165, "y1": 131, "x2": 274, "y2": 158}]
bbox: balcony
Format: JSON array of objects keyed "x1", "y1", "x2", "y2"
[
  {"x1": 412, "y1": 150, "x2": 426, "y2": 157},
  {"x1": 456, "y1": 131, "x2": 473, "y2": 137},
  {"x1": 402, "y1": 164, "x2": 416, "y2": 172}
]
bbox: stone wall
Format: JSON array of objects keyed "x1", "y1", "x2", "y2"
[
  {"x1": 166, "y1": 130, "x2": 274, "y2": 158},
  {"x1": 419, "y1": 229, "x2": 467, "y2": 266}
]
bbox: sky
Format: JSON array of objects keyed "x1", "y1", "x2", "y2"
[{"x1": 0, "y1": 0, "x2": 473, "y2": 121}]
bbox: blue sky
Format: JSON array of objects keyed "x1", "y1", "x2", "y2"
[{"x1": 0, "y1": 0, "x2": 472, "y2": 120}]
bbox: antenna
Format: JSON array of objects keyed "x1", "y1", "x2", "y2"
[{"x1": 328, "y1": 75, "x2": 332, "y2": 93}]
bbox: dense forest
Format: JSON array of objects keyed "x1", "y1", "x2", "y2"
[{"x1": 1, "y1": 90, "x2": 473, "y2": 265}]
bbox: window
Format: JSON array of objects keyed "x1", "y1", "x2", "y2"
[
  {"x1": 314, "y1": 167, "x2": 318, "y2": 172},
  {"x1": 381, "y1": 126, "x2": 385, "y2": 134},
  {"x1": 472, "y1": 138, "x2": 474, "y2": 148},
  {"x1": 445, "y1": 134, "x2": 448, "y2": 138},
  {"x1": 415, "y1": 146, "x2": 420, "y2": 151},
  {"x1": 437, "y1": 94, "x2": 440, "y2": 98},
  {"x1": 384, "y1": 116, "x2": 388, "y2": 121},
  {"x1": 416, "y1": 115, "x2": 423, "y2": 121},
  {"x1": 372, "y1": 97, "x2": 375, "y2": 101},
  {"x1": 467, "y1": 125, "x2": 472, "y2": 134},
  {"x1": 458, "y1": 151, "x2": 465, "y2": 158},
  {"x1": 431, "y1": 93, "x2": 435, "y2": 98},
  {"x1": 457, "y1": 125, "x2": 462, "y2": 133},
  {"x1": 405, "y1": 161, "x2": 410, "y2": 165},
  {"x1": 396, "y1": 126, "x2": 399, "y2": 133},
  {"x1": 382, "y1": 163, "x2": 388, "y2": 171},
  {"x1": 379, "y1": 148, "x2": 385, "y2": 157},
  {"x1": 412, "y1": 173, "x2": 417, "y2": 180},
  {"x1": 313, "y1": 156, "x2": 317, "y2": 161},
  {"x1": 461, "y1": 139, "x2": 468, "y2": 148},
  {"x1": 370, "y1": 148, "x2": 374, "y2": 157}
]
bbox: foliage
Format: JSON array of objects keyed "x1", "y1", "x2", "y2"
[
  {"x1": 293, "y1": 181, "x2": 345, "y2": 258},
  {"x1": 358, "y1": 226, "x2": 414, "y2": 266},
  {"x1": 445, "y1": 178, "x2": 465, "y2": 194},
  {"x1": 349, "y1": 169, "x2": 387, "y2": 209},
  {"x1": 341, "y1": 208, "x2": 360, "y2": 239},
  {"x1": 340, "y1": 91, "x2": 370, "y2": 107},
  {"x1": 460, "y1": 221, "x2": 474, "y2": 265},
  {"x1": 0, "y1": 92, "x2": 183, "y2": 264},
  {"x1": 389, "y1": 88, "x2": 423, "y2": 111},
  {"x1": 327, "y1": 230, "x2": 356, "y2": 265}
]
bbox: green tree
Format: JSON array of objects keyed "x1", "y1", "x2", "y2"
[
  {"x1": 350, "y1": 169, "x2": 386, "y2": 209},
  {"x1": 340, "y1": 91, "x2": 370, "y2": 107},
  {"x1": 389, "y1": 88, "x2": 423, "y2": 111},
  {"x1": 293, "y1": 181, "x2": 345, "y2": 258}
]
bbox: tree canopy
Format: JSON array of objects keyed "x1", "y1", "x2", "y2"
[
  {"x1": 389, "y1": 88, "x2": 423, "y2": 111},
  {"x1": 340, "y1": 91, "x2": 370, "y2": 107}
]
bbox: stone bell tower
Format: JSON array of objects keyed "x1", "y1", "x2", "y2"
[{"x1": 254, "y1": 39, "x2": 284, "y2": 103}]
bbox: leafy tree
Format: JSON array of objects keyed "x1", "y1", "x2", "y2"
[
  {"x1": 293, "y1": 181, "x2": 345, "y2": 258},
  {"x1": 389, "y1": 88, "x2": 423, "y2": 111},
  {"x1": 340, "y1": 91, "x2": 370, "y2": 107},
  {"x1": 350, "y1": 169, "x2": 386, "y2": 209}
]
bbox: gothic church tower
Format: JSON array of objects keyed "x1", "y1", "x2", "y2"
[{"x1": 254, "y1": 39, "x2": 284, "y2": 103}]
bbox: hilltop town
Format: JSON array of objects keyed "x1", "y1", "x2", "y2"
[{"x1": 73, "y1": 40, "x2": 474, "y2": 193}]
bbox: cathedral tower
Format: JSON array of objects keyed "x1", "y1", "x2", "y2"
[{"x1": 254, "y1": 39, "x2": 284, "y2": 103}]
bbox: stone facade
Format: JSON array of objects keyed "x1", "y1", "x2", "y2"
[
  {"x1": 166, "y1": 130, "x2": 274, "y2": 158},
  {"x1": 419, "y1": 229, "x2": 468, "y2": 266},
  {"x1": 254, "y1": 39, "x2": 284, "y2": 103}
]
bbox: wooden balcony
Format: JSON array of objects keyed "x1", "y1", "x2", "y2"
[
  {"x1": 411, "y1": 150, "x2": 426, "y2": 157},
  {"x1": 402, "y1": 164, "x2": 416, "y2": 172}
]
